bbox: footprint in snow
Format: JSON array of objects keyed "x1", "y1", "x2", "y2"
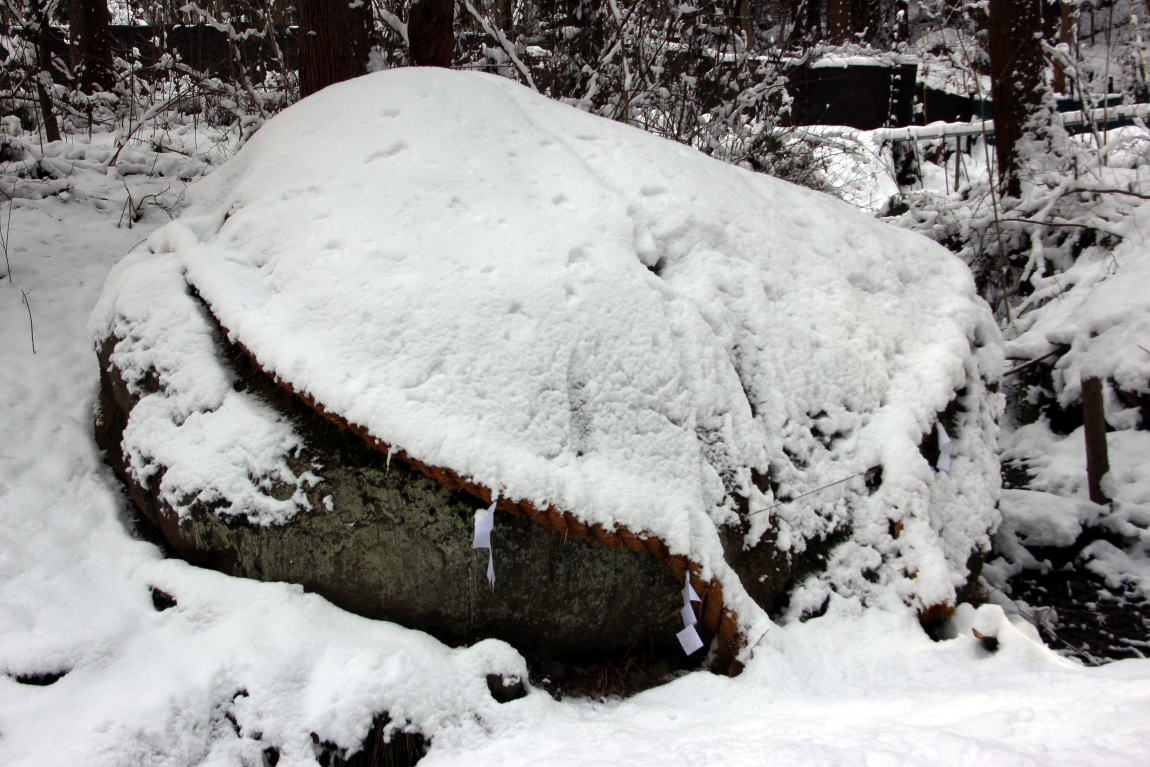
[{"x1": 366, "y1": 142, "x2": 408, "y2": 162}]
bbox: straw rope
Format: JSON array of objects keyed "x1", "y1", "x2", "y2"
[{"x1": 220, "y1": 328, "x2": 746, "y2": 675}]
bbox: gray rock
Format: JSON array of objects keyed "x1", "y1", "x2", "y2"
[{"x1": 96, "y1": 332, "x2": 702, "y2": 664}]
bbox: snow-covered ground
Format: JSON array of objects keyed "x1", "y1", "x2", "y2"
[{"x1": 3, "y1": 95, "x2": 1150, "y2": 766}]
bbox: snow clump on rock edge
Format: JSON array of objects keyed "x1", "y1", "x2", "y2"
[{"x1": 92, "y1": 67, "x2": 1003, "y2": 652}]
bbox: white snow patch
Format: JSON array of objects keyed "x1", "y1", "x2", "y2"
[
  {"x1": 1007, "y1": 199, "x2": 1150, "y2": 406},
  {"x1": 92, "y1": 248, "x2": 316, "y2": 524},
  {"x1": 422, "y1": 607, "x2": 1150, "y2": 767}
]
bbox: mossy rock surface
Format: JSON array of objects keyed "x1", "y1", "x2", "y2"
[
  {"x1": 95, "y1": 309, "x2": 839, "y2": 671},
  {"x1": 96, "y1": 335, "x2": 700, "y2": 662}
]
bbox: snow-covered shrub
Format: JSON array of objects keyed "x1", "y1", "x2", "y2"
[
  {"x1": 461, "y1": 0, "x2": 801, "y2": 186},
  {"x1": 891, "y1": 104, "x2": 1150, "y2": 646}
]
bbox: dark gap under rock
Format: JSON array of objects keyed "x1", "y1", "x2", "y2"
[
  {"x1": 150, "y1": 586, "x2": 177, "y2": 611},
  {"x1": 12, "y1": 669, "x2": 68, "y2": 686},
  {"x1": 315, "y1": 714, "x2": 428, "y2": 767},
  {"x1": 1008, "y1": 565, "x2": 1150, "y2": 664}
]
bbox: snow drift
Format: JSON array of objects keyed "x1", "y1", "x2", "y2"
[{"x1": 92, "y1": 67, "x2": 1002, "y2": 668}]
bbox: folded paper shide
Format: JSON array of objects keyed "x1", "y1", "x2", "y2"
[
  {"x1": 473, "y1": 501, "x2": 497, "y2": 588},
  {"x1": 677, "y1": 576, "x2": 704, "y2": 655}
]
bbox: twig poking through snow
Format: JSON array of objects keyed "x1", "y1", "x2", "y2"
[
  {"x1": 1002, "y1": 345, "x2": 1071, "y2": 377},
  {"x1": 119, "y1": 180, "x2": 134, "y2": 229},
  {"x1": 1002, "y1": 216, "x2": 1123, "y2": 235},
  {"x1": 21, "y1": 289, "x2": 35, "y2": 353},
  {"x1": 1, "y1": 188, "x2": 12, "y2": 284}
]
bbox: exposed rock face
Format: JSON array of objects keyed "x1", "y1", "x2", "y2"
[
  {"x1": 93, "y1": 288, "x2": 848, "y2": 675},
  {"x1": 96, "y1": 331, "x2": 695, "y2": 663}
]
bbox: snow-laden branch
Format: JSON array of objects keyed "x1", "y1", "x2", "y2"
[
  {"x1": 375, "y1": 4, "x2": 409, "y2": 46},
  {"x1": 461, "y1": 0, "x2": 538, "y2": 92}
]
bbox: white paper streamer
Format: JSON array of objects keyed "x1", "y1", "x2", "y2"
[
  {"x1": 937, "y1": 423, "x2": 953, "y2": 472},
  {"x1": 683, "y1": 576, "x2": 700, "y2": 605},
  {"x1": 473, "y1": 501, "x2": 494, "y2": 547},
  {"x1": 473, "y1": 500, "x2": 496, "y2": 588},
  {"x1": 675, "y1": 503, "x2": 704, "y2": 655},
  {"x1": 677, "y1": 573, "x2": 704, "y2": 655},
  {"x1": 676, "y1": 624, "x2": 704, "y2": 654}
]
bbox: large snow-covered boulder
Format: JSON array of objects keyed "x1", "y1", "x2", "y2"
[{"x1": 92, "y1": 68, "x2": 1002, "y2": 675}]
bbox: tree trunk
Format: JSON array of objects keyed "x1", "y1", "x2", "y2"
[
  {"x1": 783, "y1": 1, "x2": 818, "y2": 45},
  {"x1": 988, "y1": 0, "x2": 1053, "y2": 197},
  {"x1": 853, "y1": 0, "x2": 873, "y2": 40},
  {"x1": 896, "y1": 0, "x2": 910, "y2": 42},
  {"x1": 492, "y1": 0, "x2": 513, "y2": 30},
  {"x1": 801, "y1": 0, "x2": 821, "y2": 43},
  {"x1": 69, "y1": 0, "x2": 116, "y2": 93},
  {"x1": 1051, "y1": 2, "x2": 1075, "y2": 94},
  {"x1": 297, "y1": 0, "x2": 372, "y2": 99},
  {"x1": 409, "y1": 0, "x2": 455, "y2": 67},
  {"x1": 827, "y1": 0, "x2": 852, "y2": 43},
  {"x1": 736, "y1": 0, "x2": 755, "y2": 42},
  {"x1": 32, "y1": 3, "x2": 61, "y2": 142}
]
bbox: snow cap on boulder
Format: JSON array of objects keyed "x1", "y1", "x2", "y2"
[{"x1": 93, "y1": 67, "x2": 1002, "y2": 670}]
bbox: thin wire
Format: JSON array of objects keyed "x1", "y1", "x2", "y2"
[
  {"x1": 741, "y1": 471, "x2": 865, "y2": 518},
  {"x1": 1006, "y1": 599, "x2": 1105, "y2": 663}
]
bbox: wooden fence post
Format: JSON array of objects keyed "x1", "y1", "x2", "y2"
[{"x1": 1081, "y1": 376, "x2": 1111, "y2": 505}]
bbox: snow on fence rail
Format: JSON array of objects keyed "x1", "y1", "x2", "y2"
[{"x1": 872, "y1": 103, "x2": 1150, "y2": 143}]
